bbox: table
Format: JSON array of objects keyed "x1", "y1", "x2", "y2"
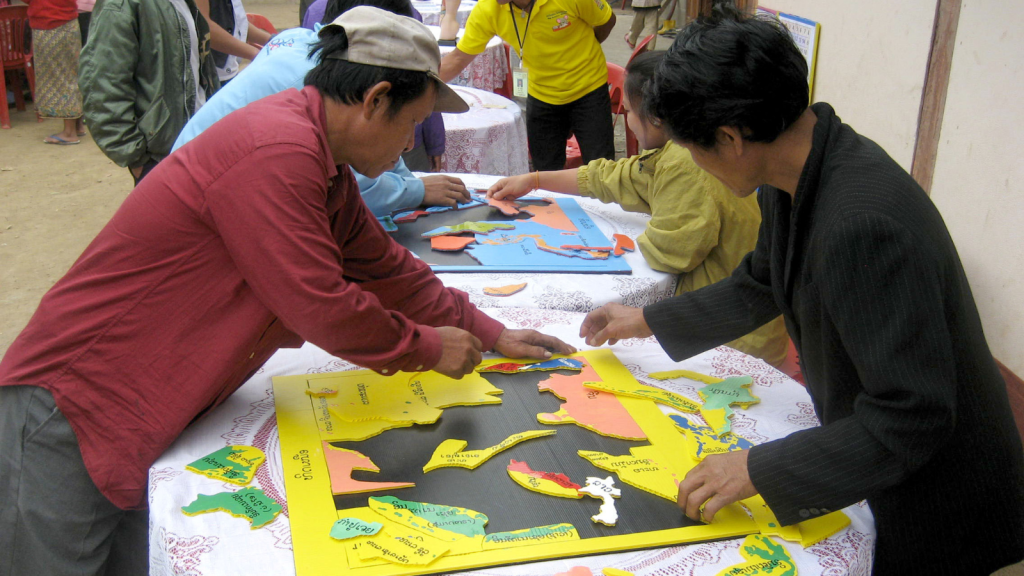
[
  {"x1": 415, "y1": 0, "x2": 476, "y2": 26},
  {"x1": 441, "y1": 88, "x2": 529, "y2": 177},
  {"x1": 148, "y1": 307, "x2": 875, "y2": 576},
  {"x1": 429, "y1": 25, "x2": 508, "y2": 93},
  {"x1": 425, "y1": 173, "x2": 678, "y2": 311}
]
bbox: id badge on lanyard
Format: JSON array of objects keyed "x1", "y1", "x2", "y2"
[{"x1": 511, "y1": 2, "x2": 533, "y2": 98}]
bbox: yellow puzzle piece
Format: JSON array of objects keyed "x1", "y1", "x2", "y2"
[
  {"x1": 583, "y1": 380, "x2": 699, "y2": 413},
  {"x1": 507, "y1": 459, "x2": 583, "y2": 499},
  {"x1": 423, "y1": 430, "x2": 557, "y2": 472},
  {"x1": 578, "y1": 446, "x2": 681, "y2": 502},
  {"x1": 481, "y1": 523, "x2": 579, "y2": 550},
  {"x1": 648, "y1": 369, "x2": 724, "y2": 384},
  {"x1": 602, "y1": 569, "x2": 635, "y2": 576},
  {"x1": 715, "y1": 534, "x2": 796, "y2": 576}
]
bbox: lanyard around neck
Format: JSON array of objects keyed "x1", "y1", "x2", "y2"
[{"x1": 510, "y1": 0, "x2": 535, "y2": 60}]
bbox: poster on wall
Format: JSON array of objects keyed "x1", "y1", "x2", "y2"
[{"x1": 757, "y1": 7, "x2": 821, "y2": 99}]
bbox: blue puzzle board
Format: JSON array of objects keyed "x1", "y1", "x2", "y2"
[{"x1": 390, "y1": 197, "x2": 632, "y2": 274}]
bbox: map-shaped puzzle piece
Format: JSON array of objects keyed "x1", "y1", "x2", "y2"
[
  {"x1": 507, "y1": 459, "x2": 582, "y2": 499},
  {"x1": 714, "y1": 534, "x2": 796, "y2": 576},
  {"x1": 739, "y1": 495, "x2": 802, "y2": 543},
  {"x1": 481, "y1": 523, "x2": 579, "y2": 550},
  {"x1": 406, "y1": 372, "x2": 504, "y2": 408},
  {"x1": 537, "y1": 364, "x2": 646, "y2": 440},
  {"x1": 479, "y1": 357, "x2": 584, "y2": 373},
  {"x1": 699, "y1": 376, "x2": 759, "y2": 436},
  {"x1": 394, "y1": 210, "x2": 431, "y2": 223},
  {"x1": 602, "y1": 569, "x2": 635, "y2": 576},
  {"x1": 796, "y1": 510, "x2": 851, "y2": 547},
  {"x1": 521, "y1": 201, "x2": 578, "y2": 231},
  {"x1": 487, "y1": 197, "x2": 522, "y2": 216},
  {"x1": 422, "y1": 221, "x2": 516, "y2": 237},
  {"x1": 612, "y1": 234, "x2": 635, "y2": 256},
  {"x1": 185, "y1": 445, "x2": 265, "y2": 485},
  {"x1": 357, "y1": 530, "x2": 451, "y2": 566},
  {"x1": 578, "y1": 446, "x2": 681, "y2": 502},
  {"x1": 647, "y1": 369, "x2": 723, "y2": 384},
  {"x1": 423, "y1": 430, "x2": 557, "y2": 472},
  {"x1": 327, "y1": 375, "x2": 443, "y2": 425},
  {"x1": 368, "y1": 496, "x2": 489, "y2": 540},
  {"x1": 330, "y1": 517, "x2": 383, "y2": 540},
  {"x1": 578, "y1": 476, "x2": 620, "y2": 526},
  {"x1": 181, "y1": 486, "x2": 282, "y2": 529},
  {"x1": 584, "y1": 379, "x2": 699, "y2": 413},
  {"x1": 483, "y1": 282, "x2": 528, "y2": 297},
  {"x1": 322, "y1": 442, "x2": 415, "y2": 495},
  {"x1": 377, "y1": 215, "x2": 398, "y2": 232},
  {"x1": 431, "y1": 235, "x2": 477, "y2": 251},
  {"x1": 670, "y1": 415, "x2": 755, "y2": 460}
]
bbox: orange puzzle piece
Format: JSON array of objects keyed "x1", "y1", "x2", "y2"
[
  {"x1": 430, "y1": 235, "x2": 477, "y2": 251},
  {"x1": 322, "y1": 442, "x2": 415, "y2": 495},
  {"x1": 612, "y1": 234, "x2": 635, "y2": 256},
  {"x1": 537, "y1": 364, "x2": 646, "y2": 440}
]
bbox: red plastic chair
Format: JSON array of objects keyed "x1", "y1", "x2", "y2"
[
  {"x1": 778, "y1": 339, "x2": 805, "y2": 385},
  {"x1": 493, "y1": 42, "x2": 513, "y2": 99},
  {"x1": 627, "y1": 34, "x2": 655, "y2": 65},
  {"x1": 246, "y1": 12, "x2": 277, "y2": 48},
  {"x1": 564, "y1": 62, "x2": 638, "y2": 167},
  {"x1": 1, "y1": 5, "x2": 37, "y2": 129}
]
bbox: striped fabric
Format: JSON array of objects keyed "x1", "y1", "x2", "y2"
[
  {"x1": 33, "y1": 18, "x2": 83, "y2": 119},
  {"x1": 644, "y1": 103, "x2": 1024, "y2": 573}
]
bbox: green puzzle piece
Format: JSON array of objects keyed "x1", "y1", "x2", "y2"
[
  {"x1": 369, "y1": 495, "x2": 489, "y2": 538},
  {"x1": 330, "y1": 517, "x2": 383, "y2": 540},
  {"x1": 698, "y1": 376, "x2": 759, "y2": 437},
  {"x1": 185, "y1": 445, "x2": 265, "y2": 485},
  {"x1": 181, "y1": 487, "x2": 282, "y2": 529}
]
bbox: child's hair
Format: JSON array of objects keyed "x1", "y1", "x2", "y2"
[{"x1": 624, "y1": 51, "x2": 665, "y2": 123}]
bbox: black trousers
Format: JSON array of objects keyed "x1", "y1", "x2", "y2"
[{"x1": 526, "y1": 84, "x2": 615, "y2": 171}]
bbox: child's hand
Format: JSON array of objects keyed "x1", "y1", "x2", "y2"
[{"x1": 486, "y1": 174, "x2": 534, "y2": 200}]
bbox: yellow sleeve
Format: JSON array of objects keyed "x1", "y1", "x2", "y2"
[
  {"x1": 576, "y1": 154, "x2": 654, "y2": 215},
  {"x1": 570, "y1": 0, "x2": 613, "y2": 27},
  {"x1": 456, "y1": 1, "x2": 497, "y2": 55},
  {"x1": 637, "y1": 148, "x2": 723, "y2": 275}
]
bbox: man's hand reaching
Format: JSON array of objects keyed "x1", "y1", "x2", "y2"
[
  {"x1": 492, "y1": 329, "x2": 576, "y2": 360},
  {"x1": 421, "y1": 174, "x2": 471, "y2": 207}
]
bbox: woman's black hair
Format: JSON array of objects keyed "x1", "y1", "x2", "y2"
[
  {"x1": 645, "y1": 4, "x2": 808, "y2": 148},
  {"x1": 304, "y1": 26, "x2": 432, "y2": 117},
  {"x1": 321, "y1": 0, "x2": 413, "y2": 24},
  {"x1": 624, "y1": 51, "x2": 664, "y2": 123}
]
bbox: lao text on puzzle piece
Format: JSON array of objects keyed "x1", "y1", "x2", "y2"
[
  {"x1": 357, "y1": 529, "x2": 451, "y2": 566},
  {"x1": 322, "y1": 442, "x2": 415, "y2": 495},
  {"x1": 507, "y1": 459, "x2": 583, "y2": 499},
  {"x1": 670, "y1": 415, "x2": 754, "y2": 460},
  {"x1": 583, "y1": 379, "x2": 699, "y2": 413},
  {"x1": 180, "y1": 486, "x2": 282, "y2": 529},
  {"x1": 185, "y1": 445, "x2": 266, "y2": 485},
  {"x1": 715, "y1": 534, "x2": 797, "y2": 576},
  {"x1": 423, "y1": 430, "x2": 556, "y2": 472},
  {"x1": 648, "y1": 370, "x2": 759, "y2": 436},
  {"x1": 368, "y1": 495, "x2": 488, "y2": 542},
  {"x1": 578, "y1": 446, "x2": 681, "y2": 502},
  {"x1": 478, "y1": 357, "x2": 585, "y2": 374},
  {"x1": 578, "y1": 476, "x2": 621, "y2": 526},
  {"x1": 330, "y1": 517, "x2": 384, "y2": 540},
  {"x1": 481, "y1": 523, "x2": 579, "y2": 550}
]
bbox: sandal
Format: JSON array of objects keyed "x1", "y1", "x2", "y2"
[
  {"x1": 624, "y1": 32, "x2": 635, "y2": 49},
  {"x1": 44, "y1": 134, "x2": 80, "y2": 145}
]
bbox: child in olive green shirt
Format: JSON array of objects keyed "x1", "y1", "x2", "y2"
[{"x1": 487, "y1": 52, "x2": 788, "y2": 366}]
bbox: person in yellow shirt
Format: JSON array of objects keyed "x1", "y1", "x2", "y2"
[
  {"x1": 486, "y1": 51, "x2": 789, "y2": 366},
  {"x1": 439, "y1": 0, "x2": 617, "y2": 171}
]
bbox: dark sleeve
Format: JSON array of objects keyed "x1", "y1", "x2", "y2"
[
  {"x1": 420, "y1": 113, "x2": 446, "y2": 158},
  {"x1": 643, "y1": 190, "x2": 780, "y2": 359},
  {"x1": 747, "y1": 213, "x2": 956, "y2": 525}
]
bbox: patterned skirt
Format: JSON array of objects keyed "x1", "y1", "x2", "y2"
[{"x1": 33, "y1": 19, "x2": 84, "y2": 119}]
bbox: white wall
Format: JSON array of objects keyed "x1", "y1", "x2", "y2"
[
  {"x1": 758, "y1": 0, "x2": 937, "y2": 170},
  {"x1": 929, "y1": 1, "x2": 1024, "y2": 375}
]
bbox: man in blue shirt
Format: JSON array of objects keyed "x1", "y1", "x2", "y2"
[{"x1": 172, "y1": 0, "x2": 471, "y2": 215}]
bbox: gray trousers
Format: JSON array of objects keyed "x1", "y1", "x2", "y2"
[{"x1": 0, "y1": 385, "x2": 149, "y2": 576}]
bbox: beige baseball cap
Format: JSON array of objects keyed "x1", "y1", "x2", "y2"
[{"x1": 322, "y1": 6, "x2": 469, "y2": 114}]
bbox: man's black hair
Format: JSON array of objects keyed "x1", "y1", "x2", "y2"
[
  {"x1": 304, "y1": 26, "x2": 432, "y2": 117},
  {"x1": 645, "y1": 4, "x2": 808, "y2": 148},
  {"x1": 321, "y1": 0, "x2": 413, "y2": 24},
  {"x1": 624, "y1": 51, "x2": 664, "y2": 123}
]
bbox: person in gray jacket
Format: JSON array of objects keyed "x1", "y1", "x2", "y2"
[{"x1": 79, "y1": 0, "x2": 219, "y2": 183}]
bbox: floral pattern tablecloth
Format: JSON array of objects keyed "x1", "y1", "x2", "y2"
[
  {"x1": 429, "y1": 26, "x2": 509, "y2": 93},
  {"x1": 149, "y1": 308, "x2": 875, "y2": 576},
  {"x1": 441, "y1": 88, "x2": 529, "y2": 177}
]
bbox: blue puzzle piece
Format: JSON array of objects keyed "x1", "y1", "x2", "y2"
[
  {"x1": 377, "y1": 215, "x2": 397, "y2": 232},
  {"x1": 519, "y1": 358, "x2": 585, "y2": 372},
  {"x1": 669, "y1": 414, "x2": 754, "y2": 458}
]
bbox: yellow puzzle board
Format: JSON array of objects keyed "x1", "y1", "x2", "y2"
[{"x1": 273, "y1": 350, "x2": 760, "y2": 576}]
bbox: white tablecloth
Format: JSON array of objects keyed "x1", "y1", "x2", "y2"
[
  {"x1": 428, "y1": 173, "x2": 678, "y2": 311},
  {"x1": 441, "y1": 88, "x2": 529, "y2": 176},
  {"x1": 148, "y1": 308, "x2": 875, "y2": 576},
  {"x1": 429, "y1": 26, "x2": 508, "y2": 93},
  {"x1": 415, "y1": 0, "x2": 476, "y2": 26}
]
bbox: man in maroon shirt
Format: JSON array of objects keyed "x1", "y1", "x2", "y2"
[{"x1": 0, "y1": 8, "x2": 573, "y2": 575}]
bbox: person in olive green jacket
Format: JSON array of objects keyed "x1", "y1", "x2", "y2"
[
  {"x1": 487, "y1": 51, "x2": 788, "y2": 366},
  {"x1": 79, "y1": 0, "x2": 220, "y2": 183}
]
